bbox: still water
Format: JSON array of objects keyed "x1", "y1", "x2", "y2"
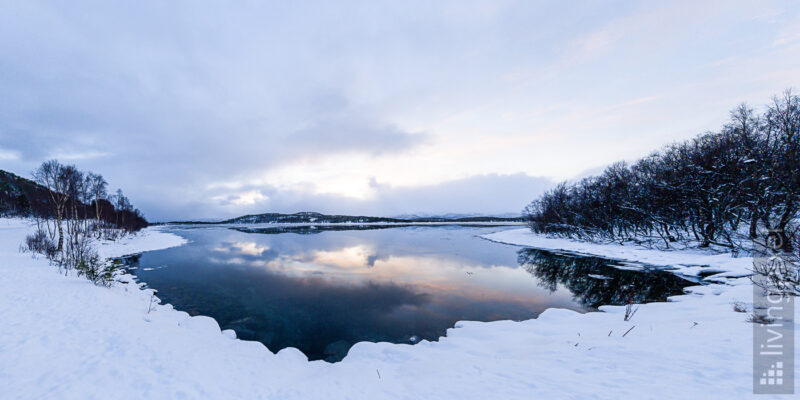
[{"x1": 123, "y1": 225, "x2": 694, "y2": 362}]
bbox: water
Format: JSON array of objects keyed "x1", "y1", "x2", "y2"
[{"x1": 122, "y1": 225, "x2": 695, "y2": 362}]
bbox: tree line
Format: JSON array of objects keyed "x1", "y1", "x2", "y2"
[
  {"x1": 19, "y1": 160, "x2": 147, "y2": 285},
  {"x1": 523, "y1": 90, "x2": 799, "y2": 254}
]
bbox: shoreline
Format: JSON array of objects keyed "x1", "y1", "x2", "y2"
[
  {"x1": 481, "y1": 228, "x2": 754, "y2": 281},
  {"x1": 163, "y1": 221, "x2": 526, "y2": 228},
  {"x1": 2, "y1": 219, "x2": 795, "y2": 398}
]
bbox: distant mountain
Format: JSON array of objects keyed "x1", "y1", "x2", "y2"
[
  {"x1": 171, "y1": 211, "x2": 523, "y2": 225},
  {"x1": 393, "y1": 212, "x2": 521, "y2": 220}
]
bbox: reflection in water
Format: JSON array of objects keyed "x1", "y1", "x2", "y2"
[
  {"x1": 123, "y1": 226, "x2": 694, "y2": 362},
  {"x1": 233, "y1": 224, "x2": 407, "y2": 235},
  {"x1": 517, "y1": 248, "x2": 694, "y2": 308},
  {"x1": 232, "y1": 224, "x2": 519, "y2": 235}
]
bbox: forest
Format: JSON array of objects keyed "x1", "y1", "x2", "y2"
[
  {"x1": 2, "y1": 160, "x2": 147, "y2": 284},
  {"x1": 523, "y1": 90, "x2": 799, "y2": 254}
]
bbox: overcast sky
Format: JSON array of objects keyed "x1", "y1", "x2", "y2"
[{"x1": 1, "y1": 1, "x2": 799, "y2": 221}]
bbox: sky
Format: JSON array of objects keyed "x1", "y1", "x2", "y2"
[{"x1": 1, "y1": 0, "x2": 799, "y2": 221}]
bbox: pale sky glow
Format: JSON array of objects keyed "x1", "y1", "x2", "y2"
[{"x1": 1, "y1": 1, "x2": 799, "y2": 220}]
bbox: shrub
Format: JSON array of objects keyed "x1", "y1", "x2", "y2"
[
  {"x1": 731, "y1": 301, "x2": 747, "y2": 313},
  {"x1": 747, "y1": 313, "x2": 775, "y2": 324},
  {"x1": 752, "y1": 224, "x2": 800, "y2": 296},
  {"x1": 751, "y1": 252, "x2": 800, "y2": 296},
  {"x1": 61, "y1": 236, "x2": 122, "y2": 286},
  {"x1": 58, "y1": 235, "x2": 97, "y2": 272},
  {"x1": 23, "y1": 229, "x2": 57, "y2": 259}
]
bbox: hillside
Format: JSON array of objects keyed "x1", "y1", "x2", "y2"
[
  {"x1": 173, "y1": 211, "x2": 524, "y2": 225},
  {"x1": 0, "y1": 168, "x2": 147, "y2": 230},
  {"x1": 0, "y1": 169, "x2": 53, "y2": 218}
]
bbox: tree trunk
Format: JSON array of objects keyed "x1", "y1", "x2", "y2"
[
  {"x1": 749, "y1": 213, "x2": 759, "y2": 239},
  {"x1": 95, "y1": 197, "x2": 102, "y2": 238},
  {"x1": 56, "y1": 213, "x2": 64, "y2": 252}
]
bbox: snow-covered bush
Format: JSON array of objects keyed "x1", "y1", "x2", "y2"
[
  {"x1": 752, "y1": 255, "x2": 799, "y2": 296},
  {"x1": 751, "y1": 224, "x2": 800, "y2": 296},
  {"x1": 23, "y1": 228, "x2": 57, "y2": 259},
  {"x1": 23, "y1": 226, "x2": 121, "y2": 286},
  {"x1": 81, "y1": 258, "x2": 123, "y2": 287},
  {"x1": 57, "y1": 234, "x2": 98, "y2": 273},
  {"x1": 59, "y1": 235, "x2": 121, "y2": 286}
]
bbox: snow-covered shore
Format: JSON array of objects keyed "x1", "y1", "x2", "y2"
[
  {"x1": 1, "y1": 219, "x2": 795, "y2": 399},
  {"x1": 482, "y1": 228, "x2": 754, "y2": 280}
]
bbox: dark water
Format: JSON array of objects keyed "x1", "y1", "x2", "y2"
[{"x1": 122, "y1": 225, "x2": 695, "y2": 362}]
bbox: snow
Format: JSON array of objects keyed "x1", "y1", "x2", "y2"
[
  {"x1": 94, "y1": 225, "x2": 188, "y2": 260},
  {"x1": 1, "y1": 219, "x2": 797, "y2": 399},
  {"x1": 482, "y1": 228, "x2": 754, "y2": 281}
]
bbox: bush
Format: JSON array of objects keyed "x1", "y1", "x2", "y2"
[
  {"x1": 79, "y1": 258, "x2": 123, "y2": 287},
  {"x1": 751, "y1": 223, "x2": 800, "y2": 296},
  {"x1": 752, "y1": 252, "x2": 800, "y2": 296},
  {"x1": 58, "y1": 235, "x2": 98, "y2": 272},
  {"x1": 22, "y1": 230, "x2": 121, "y2": 286},
  {"x1": 64, "y1": 236, "x2": 122, "y2": 286},
  {"x1": 23, "y1": 229, "x2": 57, "y2": 259}
]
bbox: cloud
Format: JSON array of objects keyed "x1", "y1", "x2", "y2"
[
  {"x1": 0, "y1": 1, "x2": 798, "y2": 221},
  {"x1": 166, "y1": 173, "x2": 554, "y2": 221},
  {"x1": 286, "y1": 119, "x2": 428, "y2": 157},
  {"x1": 212, "y1": 190, "x2": 269, "y2": 207},
  {"x1": 0, "y1": 2, "x2": 431, "y2": 201},
  {"x1": 0, "y1": 148, "x2": 20, "y2": 161},
  {"x1": 366, "y1": 173, "x2": 554, "y2": 217}
]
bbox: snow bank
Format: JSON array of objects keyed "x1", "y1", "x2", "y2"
[
  {"x1": 1, "y1": 219, "x2": 796, "y2": 399},
  {"x1": 483, "y1": 228, "x2": 754, "y2": 280},
  {"x1": 95, "y1": 225, "x2": 188, "y2": 260}
]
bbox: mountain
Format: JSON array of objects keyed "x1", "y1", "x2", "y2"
[
  {"x1": 0, "y1": 169, "x2": 55, "y2": 218},
  {"x1": 171, "y1": 211, "x2": 524, "y2": 225}
]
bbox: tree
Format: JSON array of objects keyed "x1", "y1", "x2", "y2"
[
  {"x1": 760, "y1": 90, "x2": 800, "y2": 251},
  {"x1": 32, "y1": 160, "x2": 71, "y2": 252},
  {"x1": 522, "y1": 89, "x2": 800, "y2": 254},
  {"x1": 86, "y1": 173, "x2": 108, "y2": 237}
]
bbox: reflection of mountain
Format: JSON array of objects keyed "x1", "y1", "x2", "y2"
[
  {"x1": 121, "y1": 226, "x2": 586, "y2": 363},
  {"x1": 517, "y1": 248, "x2": 694, "y2": 308},
  {"x1": 232, "y1": 224, "x2": 409, "y2": 235},
  {"x1": 232, "y1": 223, "x2": 521, "y2": 235}
]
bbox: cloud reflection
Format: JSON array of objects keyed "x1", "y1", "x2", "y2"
[{"x1": 127, "y1": 226, "x2": 586, "y2": 361}]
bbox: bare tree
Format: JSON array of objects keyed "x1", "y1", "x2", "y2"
[
  {"x1": 523, "y1": 89, "x2": 800, "y2": 255},
  {"x1": 62, "y1": 166, "x2": 84, "y2": 244},
  {"x1": 32, "y1": 160, "x2": 71, "y2": 252},
  {"x1": 760, "y1": 90, "x2": 800, "y2": 250},
  {"x1": 86, "y1": 173, "x2": 108, "y2": 238},
  {"x1": 24, "y1": 160, "x2": 148, "y2": 284}
]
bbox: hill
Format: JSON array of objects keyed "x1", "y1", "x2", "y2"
[
  {"x1": 170, "y1": 211, "x2": 523, "y2": 225},
  {"x1": 0, "y1": 168, "x2": 147, "y2": 230}
]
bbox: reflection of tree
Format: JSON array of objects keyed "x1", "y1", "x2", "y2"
[
  {"x1": 232, "y1": 224, "x2": 511, "y2": 235},
  {"x1": 121, "y1": 253, "x2": 142, "y2": 265},
  {"x1": 517, "y1": 248, "x2": 691, "y2": 308}
]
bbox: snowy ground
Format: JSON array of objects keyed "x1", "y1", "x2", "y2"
[
  {"x1": 1, "y1": 220, "x2": 796, "y2": 399},
  {"x1": 482, "y1": 228, "x2": 755, "y2": 280}
]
